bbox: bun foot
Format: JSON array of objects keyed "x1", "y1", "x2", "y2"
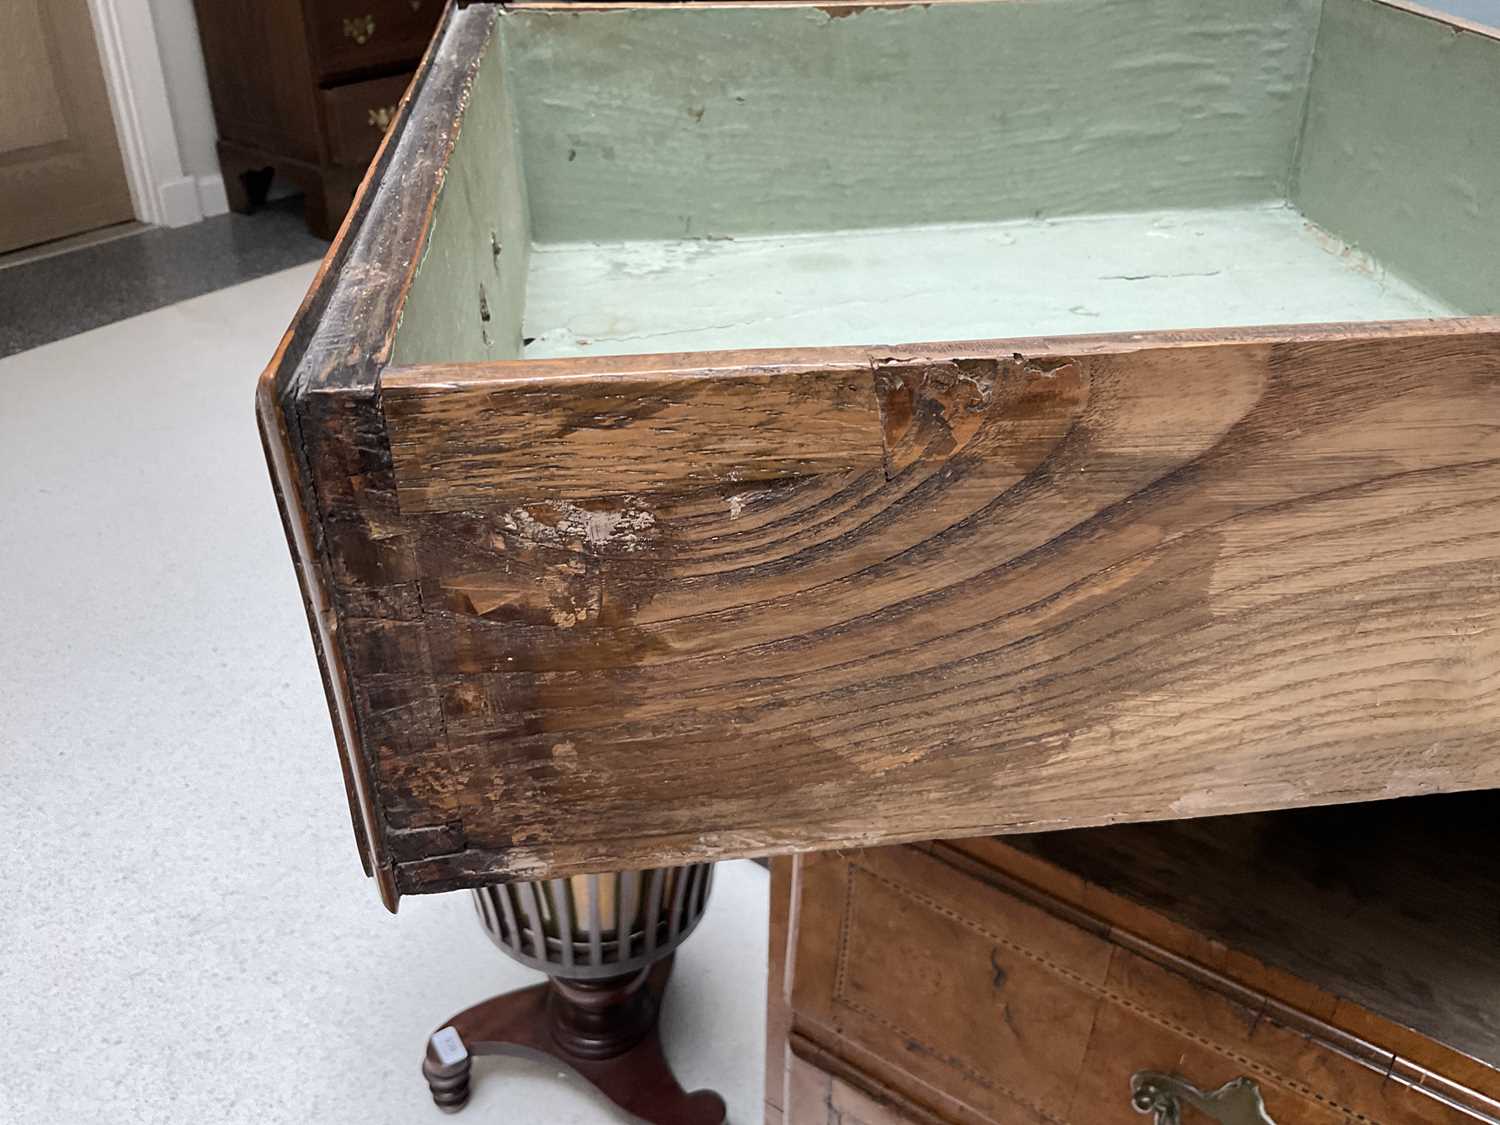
[{"x1": 423, "y1": 1027, "x2": 473, "y2": 1113}]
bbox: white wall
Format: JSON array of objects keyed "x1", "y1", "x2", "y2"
[{"x1": 146, "y1": 0, "x2": 224, "y2": 211}]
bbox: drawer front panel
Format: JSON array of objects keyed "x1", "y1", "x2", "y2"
[
  {"x1": 309, "y1": 0, "x2": 440, "y2": 78},
  {"x1": 835, "y1": 861, "x2": 1102, "y2": 1117},
  {"x1": 788, "y1": 1050, "x2": 927, "y2": 1125},
  {"x1": 373, "y1": 329, "x2": 1500, "y2": 890},
  {"x1": 1096, "y1": 946, "x2": 1495, "y2": 1125},
  {"x1": 791, "y1": 848, "x2": 1497, "y2": 1125},
  {"x1": 793, "y1": 846, "x2": 1113, "y2": 1123},
  {"x1": 322, "y1": 72, "x2": 413, "y2": 168}
]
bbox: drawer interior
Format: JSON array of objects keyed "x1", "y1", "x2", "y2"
[{"x1": 392, "y1": 0, "x2": 1500, "y2": 366}]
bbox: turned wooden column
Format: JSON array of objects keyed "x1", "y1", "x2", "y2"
[{"x1": 422, "y1": 865, "x2": 725, "y2": 1125}]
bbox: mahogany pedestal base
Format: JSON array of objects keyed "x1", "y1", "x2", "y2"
[{"x1": 422, "y1": 955, "x2": 725, "y2": 1125}]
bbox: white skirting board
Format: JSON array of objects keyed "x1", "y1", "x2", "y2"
[
  {"x1": 156, "y1": 175, "x2": 201, "y2": 228},
  {"x1": 89, "y1": 0, "x2": 221, "y2": 229},
  {"x1": 196, "y1": 174, "x2": 229, "y2": 220}
]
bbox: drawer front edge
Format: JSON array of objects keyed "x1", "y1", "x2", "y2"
[{"x1": 788, "y1": 847, "x2": 1500, "y2": 1125}]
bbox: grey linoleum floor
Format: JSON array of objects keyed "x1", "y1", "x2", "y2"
[
  {"x1": 0, "y1": 262, "x2": 769, "y2": 1124},
  {"x1": 0, "y1": 197, "x2": 329, "y2": 359}
]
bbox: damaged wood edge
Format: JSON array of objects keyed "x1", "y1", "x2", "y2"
[
  {"x1": 386, "y1": 742, "x2": 1500, "y2": 894},
  {"x1": 255, "y1": 6, "x2": 501, "y2": 910},
  {"x1": 377, "y1": 356, "x2": 886, "y2": 511},
  {"x1": 256, "y1": 382, "x2": 397, "y2": 909},
  {"x1": 377, "y1": 315, "x2": 1500, "y2": 514}
]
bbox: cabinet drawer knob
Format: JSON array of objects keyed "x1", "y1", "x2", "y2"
[
  {"x1": 1131, "y1": 1071, "x2": 1276, "y2": 1125},
  {"x1": 343, "y1": 15, "x2": 376, "y2": 45}
]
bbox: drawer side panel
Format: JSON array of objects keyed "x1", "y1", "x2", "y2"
[{"x1": 374, "y1": 328, "x2": 1500, "y2": 887}]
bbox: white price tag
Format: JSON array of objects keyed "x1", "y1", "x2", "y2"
[{"x1": 430, "y1": 1026, "x2": 468, "y2": 1067}]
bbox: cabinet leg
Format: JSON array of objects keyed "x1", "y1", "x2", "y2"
[
  {"x1": 301, "y1": 180, "x2": 335, "y2": 242},
  {"x1": 217, "y1": 143, "x2": 273, "y2": 215},
  {"x1": 422, "y1": 1051, "x2": 473, "y2": 1114},
  {"x1": 303, "y1": 172, "x2": 358, "y2": 242},
  {"x1": 215, "y1": 141, "x2": 352, "y2": 240}
]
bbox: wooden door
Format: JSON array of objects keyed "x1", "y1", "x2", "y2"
[{"x1": 0, "y1": 0, "x2": 134, "y2": 254}]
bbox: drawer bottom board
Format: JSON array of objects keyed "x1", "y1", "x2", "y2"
[{"x1": 521, "y1": 203, "x2": 1450, "y2": 359}]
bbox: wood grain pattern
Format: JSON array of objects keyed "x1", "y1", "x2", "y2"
[
  {"x1": 384, "y1": 361, "x2": 882, "y2": 509},
  {"x1": 776, "y1": 837, "x2": 1500, "y2": 1125},
  {"x1": 370, "y1": 327, "x2": 1500, "y2": 891},
  {"x1": 786, "y1": 1042, "x2": 936, "y2": 1125},
  {"x1": 256, "y1": 2, "x2": 498, "y2": 907},
  {"x1": 306, "y1": 0, "x2": 443, "y2": 80},
  {"x1": 322, "y1": 72, "x2": 415, "y2": 167},
  {"x1": 258, "y1": 0, "x2": 1500, "y2": 903}
]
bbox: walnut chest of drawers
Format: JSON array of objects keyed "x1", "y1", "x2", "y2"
[
  {"x1": 258, "y1": 0, "x2": 1500, "y2": 909},
  {"x1": 193, "y1": 0, "x2": 443, "y2": 238},
  {"x1": 768, "y1": 795, "x2": 1500, "y2": 1125}
]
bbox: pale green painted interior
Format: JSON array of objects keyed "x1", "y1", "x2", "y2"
[
  {"x1": 391, "y1": 0, "x2": 1497, "y2": 367},
  {"x1": 392, "y1": 25, "x2": 529, "y2": 367},
  {"x1": 523, "y1": 205, "x2": 1447, "y2": 358},
  {"x1": 1293, "y1": 0, "x2": 1500, "y2": 316},
  {"x1": 501, "y1": 0, "x2": 1322, "y2": 240}
]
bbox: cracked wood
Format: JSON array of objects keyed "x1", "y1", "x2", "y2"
[
  {"x1": 367, "y1": 327, "x2": 1500, "y2": 892},
  {"x1": 255, "y1": 1, "x2": 1500, "y2": 903}
]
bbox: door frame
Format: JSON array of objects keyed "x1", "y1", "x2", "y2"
[{"x1": 85, "y1": 0, "x2": 226, "y2": 228}]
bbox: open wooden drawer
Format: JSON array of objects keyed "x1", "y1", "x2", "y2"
[{"x1": 257, "y1": 0, "x2": 1500, "y2": 907}]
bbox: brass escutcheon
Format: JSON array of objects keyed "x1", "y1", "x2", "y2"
[{"x1": 1131, "y1": 1072, "x2": 1276, "y2": 1125}]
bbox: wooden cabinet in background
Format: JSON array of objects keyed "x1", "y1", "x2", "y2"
[
  {"x1": 191, "y1": 0, "x2": 442, "y2": 238},
  {"x1": 768, "y1": 794, "x2": 1500, "y2": 1125}
]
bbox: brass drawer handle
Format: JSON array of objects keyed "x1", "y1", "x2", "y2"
[
  {"x1": 368, "y1": 104, "x2": 397, "y2": 132},
  {"x1": 343, "y1": 14, "x2": 376, "y2": 44},
  {"x1": 1131, "y1": 1072, "x2": 1275, "y2": 1125}
]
